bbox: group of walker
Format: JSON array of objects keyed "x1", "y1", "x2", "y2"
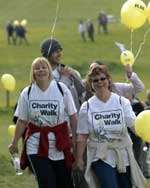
[
  {"x1": 9, "y1": 37, "x2": 149, "y2": 188},
  {"x1": 6, "y1": 20, "x2": 29, "y2": 45},
  {"x1": 78, "y1": 10, "x2": 109, "y2": 42}
]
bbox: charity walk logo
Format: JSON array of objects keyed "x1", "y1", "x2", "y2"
[
  {"x1": 92, "y1": 109, "x2": 125, "y2": 139},
  {"x1": 31, "y1": 102, "x2": 58, "y2": 115},
  {"x1": 29, "y1": 100, "x2": 60, "y2": 125}
]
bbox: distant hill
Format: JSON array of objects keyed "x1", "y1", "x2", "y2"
[{"x1": 0, "y1": 0, "x2": 149, "y2": 105}]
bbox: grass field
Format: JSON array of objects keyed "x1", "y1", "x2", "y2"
[{"x1": 0, "y1": 0, "x2": 150, "y2": 187}]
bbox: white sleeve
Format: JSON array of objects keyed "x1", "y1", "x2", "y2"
[
  {"x1": 16, "y1": 89, "x2": 29, "y2": 121},
  {"x1": 61, "y1": 83, "x2": 77, "y2": 116},
  {"x1": 77, "y1": 102, "x2": 90, "y2": 134},
  {"x1": 14, "y1": 101, "x2": 19, "y2": 117},
  {"x1": 114, "y1": 72, "x2": 144, "y2": 98},
  {"x1": 129, "y1": 72, "x2": 145, "y2": 93},
  {"x1": 122, "y1": 98, "x2": 136, "y2": 128}
]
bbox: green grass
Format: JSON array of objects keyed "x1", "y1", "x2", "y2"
[{"x1": 0, "y1": 0, "x2": 150, "y2": 187}]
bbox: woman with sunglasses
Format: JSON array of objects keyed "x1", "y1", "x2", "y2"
[
  {"x1": 83, "y1": 61, "x2": 145, "y2": 170},
  {"x1": 75, "y1": 67, "x2": 146, "y2": 188},
  {"x1": 83, "y1": 61, "x2": 144, "y2": 101}
]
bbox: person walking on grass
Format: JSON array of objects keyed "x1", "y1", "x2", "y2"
[
  {"x1": 6, "y1": 20, "x2": 16, "y2": 45},
  {"x1": 86, "y1": 19, "x2": 95, "y2": 42},
  {"x1": 9, "y1": 57, "x2": 77, "y2": 188},
  {"x1": 75, "y1": 66, "x2": 146, "y2": 188},
  {"x1": 78, "y1": 20, "x2": 87, "y2": 42},
  {"x1": 83, "y1": 61, "x2": 145, "y2": 171}
]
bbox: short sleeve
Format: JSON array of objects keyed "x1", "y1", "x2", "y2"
[
  {"x1": 16, "y1": 88, "x2": 29, "y2": 121},
  {"x1": 60, "y1": 82, "x2": 77, "y2": 116},
  {"x1": 77, "y1": 102, "x2": 90, "y2": 134},
  {"x1": 122, "y1": 97, "x2": 136, "y2": 128}
]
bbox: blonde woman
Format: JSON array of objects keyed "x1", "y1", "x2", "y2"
[{"x1": 9, "y1": 57, "x2": 77, "y2": 188}]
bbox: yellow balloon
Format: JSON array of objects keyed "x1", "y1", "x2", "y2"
[
  {"x1": 120, "y1": 50, "x2": 134, "y2": 66},
  {"x1": 21, "y1": 19, "x2": 27, "y2": 27},
  {"x1": 13, "y1": 20, "x2": 19, "y2": 26},
  {"x1": 135, "y1": 110, "x2": 150, "y2": 142},
  {"x1": 8, "y1": 125, "x2": 16, "y2": 137},
  {"x1": 1, "y1": 74, "x2": 16, "y2": 91},
  {"x1": 121, "y1": 0, "x2": 147, "y2": 29}
]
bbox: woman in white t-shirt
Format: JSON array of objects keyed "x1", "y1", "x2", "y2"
[
  {"x1": 9, "y1": 57, "x2": 77, "y2": 188},
  {"x1": 76, "y1": 66, "x2": 146, "y2": 188}
]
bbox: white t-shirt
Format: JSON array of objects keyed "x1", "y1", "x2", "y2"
[
  {"x1": 77, "y1": 92, "x2": 136, "y2": 167},
  {"x1": 78, "y1": 23, "x2": 86, "y2": 33},
  {"x1": 17, "y1": 80, "x2": 77, "y2": 160},
  {"x1": 52, "y1": 68, "x2": 61, "y2": 82}
]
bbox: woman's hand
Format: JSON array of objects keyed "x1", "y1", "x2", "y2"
[
  {"x1": 8, "y1": 119, "x2": 27, "y2": 154},
  {"x1": 60, "y1": 66, "x2": 72, "y2": 78},
  {"x1": 124, "y1": 64, "x2": 132, "y2": 79},
  {"x1": 8, "y1": 142, "x2": 18, "y2": 154},
  {"x1": 75, "y1": 158, "x2": 85, "y2": 171}
]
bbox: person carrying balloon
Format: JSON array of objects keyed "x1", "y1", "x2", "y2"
[
  {"x1": 9, "y1": 57, "x2": 77, "y2": 188},
  {"x1": 83, "y1": 60, "x2": 144, "y2": 101},
  {"x1": 83, "y1": 60, "x2": 145, "y2": 170},
  {"x1": 75, "y1": 66, "x2": 146, "y2": 188}
]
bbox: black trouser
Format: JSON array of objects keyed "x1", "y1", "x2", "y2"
[
  {"x1": 128, "y1": 129, "x2": 143, "y2": 166},
  {"x1": 28, "y1": 154, "x2": 74, "y2": 188}
]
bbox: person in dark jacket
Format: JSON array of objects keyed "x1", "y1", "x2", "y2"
[
  {"x1": 86, "y1": 19, "x2": 95, "y2": 42},
  {"x1": 97, "y1": 11, "x2": 108, "y2": 34},
  {"x1": 15, "y1": 23, "x2": 29, "y2": 45},
  {"x1": 6, "y1": 21, "x2": 16, "y2": 44}
]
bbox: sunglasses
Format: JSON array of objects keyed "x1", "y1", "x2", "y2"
[{"x1": 92, "y1": 77, "x2": 107, "y2": 83}]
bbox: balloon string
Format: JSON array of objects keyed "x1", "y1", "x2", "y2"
[
  {"x1": 47, "y1": 0, "x2": 60, "y2": 56},
  {"x1": 134, "y1": 27, "x2": 150, "y2": 61},
  {"x1": 130, "y1": 29, "x2": 133, "y2": 52}
]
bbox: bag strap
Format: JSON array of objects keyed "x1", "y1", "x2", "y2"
[
  {"x1": 27, "y1": 84, "x2": 32, "y2": 99},
  {"x1": 87, "y1": 100, "x2": 89, "y2": 112},
  {"x1": 56, "y1": 82, "x2": 64, "y2": 96},
  {"x1": 119, "y1": 96, "x2": 122, "y2": 105}
]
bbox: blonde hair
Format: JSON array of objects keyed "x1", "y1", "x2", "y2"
[{"x1": 30, "y1": 57, "x2": 53, "y2": 83}]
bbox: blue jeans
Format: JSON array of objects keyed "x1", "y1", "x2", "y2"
[{"x1": 92, "y1": 159, "x2": 132, "y2": 188}]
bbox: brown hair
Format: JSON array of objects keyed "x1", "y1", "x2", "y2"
[
  {"x1": 89, "y1": 60, "x2": 108, "y2": 71},
  {"x1": 86, "y1": 66, "x2": 112, "y2": 92}
]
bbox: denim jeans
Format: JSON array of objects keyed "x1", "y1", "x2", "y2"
[
  {"x1": 28, "y1": 154, "x2": 74, "y2": 188},
  {"x1": 92, "y1": 159, "x2": 132, "y2": 188}
]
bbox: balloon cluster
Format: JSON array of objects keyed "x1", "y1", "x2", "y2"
[
  {"x1": 135, "y1": 110, "x2": 150, "y2": 142},
  {"x1": 1, "y1": 74, "x2": 16, "y2": 91},
  {"x1": 120, "y1": 0, "x2": 150, "y2": 66},
  {"x1": 13, "y1": 19, "x2": 28, "y2": 27}
]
